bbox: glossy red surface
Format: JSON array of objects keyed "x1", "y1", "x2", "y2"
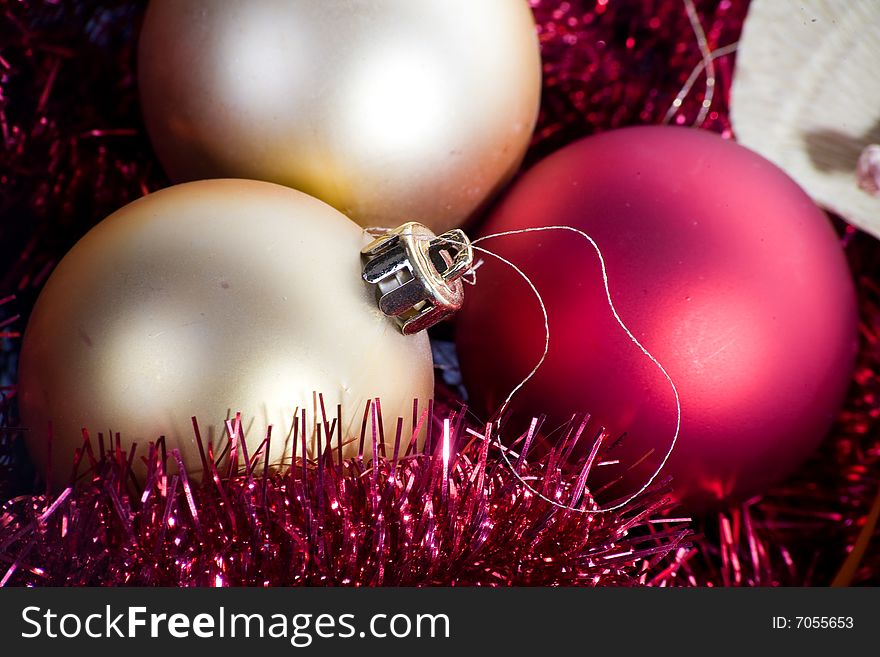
[{"x1": 457, "y1": 126, "x2": 859, "y2": 513}]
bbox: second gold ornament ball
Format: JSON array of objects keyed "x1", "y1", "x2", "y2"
[
  {"x1": 138, "y1": 0, "x2": 542, "y2": 234},
  {"x1": 18, "y1": 180, "x2": 435, "y2": 487}
]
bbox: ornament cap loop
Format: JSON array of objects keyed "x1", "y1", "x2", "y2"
[{"x1": 361, "y1": 222, "x2": 473, "y2": 334}]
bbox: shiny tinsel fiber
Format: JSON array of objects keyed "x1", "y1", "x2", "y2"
[{"x1": 0, "y1": 407, "x2": 690, "y2": 585}]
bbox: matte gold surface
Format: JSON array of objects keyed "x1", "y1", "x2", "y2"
[
  {"x1": 138, "y1": 0, "x2": 542, "y2": 233},
  {"x1": 19, "y1": 180, "x2": 434, "y2": 486}
]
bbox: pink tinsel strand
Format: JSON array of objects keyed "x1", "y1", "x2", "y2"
[{"x1": 0, "y1": 405, "x2": 690, "y2": 586}]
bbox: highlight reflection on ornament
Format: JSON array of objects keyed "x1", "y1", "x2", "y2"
[
  {"x1": 456, "y1": 126, "x2": 859, "y2": 514},
  {"x1": 18, "y1": 180, "x2": 435, "y2": 487},
  {"x1": 138, "y1": 0, "x2": 542, "y2": 233}
]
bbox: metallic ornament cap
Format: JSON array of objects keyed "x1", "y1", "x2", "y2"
[{"x1": 361, "y1": 222, "x2": 474, "y2": 335}]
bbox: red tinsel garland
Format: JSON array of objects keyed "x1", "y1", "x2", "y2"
[
  {"x1": 0, "y1": 405, "x2": 690, "y2": 586},
  {"x1": 0, "y1": 0, "x2": 878, "y2": 586}
]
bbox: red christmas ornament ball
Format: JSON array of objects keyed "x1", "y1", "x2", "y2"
[{"x1": 456, "y1": 126, "x2": 859, "y2": 513}]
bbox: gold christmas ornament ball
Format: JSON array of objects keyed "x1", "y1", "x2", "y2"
[
  {"x1": 138, "y1": 0, "x2": 542, "y2": 234},
  {"x1": 18, "y1": 179, "x2": 434, "y2": 487}
]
